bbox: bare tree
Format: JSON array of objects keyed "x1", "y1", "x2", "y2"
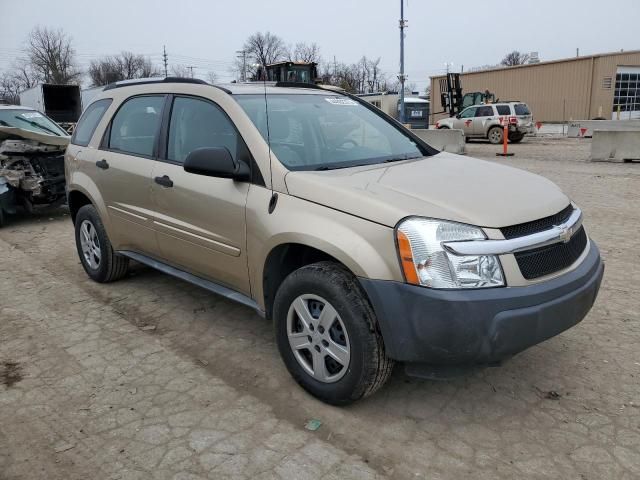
[
  {"x1": 501, "y1": 51, "x2": 530, "y2": 66},
  {"x1": 288, "y1": 42, "x2": 322, "y2": 63},
  {"x1": 26, "y1": 26, "x2": 80, "y2": 84},
  {"x1": 88, "y1": 52, "x2": 159, "y2": 86},
  {"x1": 206, "y1": 71, "x2": 218, "y2": 84},
  {"x1": 0, "y1": 59, "x2": 40, "y2": 104},
  {"x1": 170, "y1": 64, "x2": 191, "y2": 78},
  {"x1": 244, "y1": 31, "x2": 286, "y2": 69}
]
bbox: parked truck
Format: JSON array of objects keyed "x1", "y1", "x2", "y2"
[{"x1": 19, "y1": 84, "x2": 82, "y2": 133}]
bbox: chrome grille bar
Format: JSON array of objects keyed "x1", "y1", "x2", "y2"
[{"x1": 442, "y1": 208, "x2": 583, "y2": 256}]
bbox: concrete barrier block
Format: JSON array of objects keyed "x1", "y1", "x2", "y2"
[
  {"x1": 590, "y1": 130, "x2": 640, "y2": 162},
  {"x1": 568, "y1": 120, "x2": 640, "y2": 138},
  {"x1": 413, "y1": 129, "x2": 466, "y2": 155}
]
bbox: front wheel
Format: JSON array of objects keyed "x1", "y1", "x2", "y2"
[
  {"x1": 488, "y1": 126, "x2": 504, "y2": 144},
  {"x1": 273, "y1": 262, "x2": 394, "y2": 405}
]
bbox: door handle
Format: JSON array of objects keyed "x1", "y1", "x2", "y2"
[
  {"x1": 154, "y1": 175, "x2": 174, "y2": 188},
  {"x1": 96, "y1": 159, "x2": 109, "y2": 170}
]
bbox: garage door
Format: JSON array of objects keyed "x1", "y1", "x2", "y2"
[{"x1": 613, "y1": 66, "x2": 640, "y2": 120}]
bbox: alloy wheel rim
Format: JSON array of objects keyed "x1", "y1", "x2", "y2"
[
  {"x1": 286, "y1": 294, "x2": 350, "y2": 383},
  {"x1": 490, "y1": 130, "x2": 502, "y2": 142},
  {"x1": 80, "y1": 220, "x2": 101, "y2": 270}
]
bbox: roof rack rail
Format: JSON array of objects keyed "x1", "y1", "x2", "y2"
[
  {"x1": 103, "y1": 76, "x2": 208, "y2": 91},
  {"x1": 274, "y1": 81, "x2": 324, "y2": 90}
]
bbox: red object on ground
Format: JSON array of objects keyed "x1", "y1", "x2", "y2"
[
  {"x1": 536, "y1": 121, "x2": 543, "y2": 130},
  {"x1": 503, "y1": 124, "x2": 509, "y2": 155}
]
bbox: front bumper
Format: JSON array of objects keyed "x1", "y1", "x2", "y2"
[{"x1": 359, "y1": 241, "x2": 604, "y2": 367}]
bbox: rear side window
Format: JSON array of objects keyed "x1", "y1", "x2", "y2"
[
  {"x1": 167, "y1": 96, "x2": 239, "y2": 164},
  {"x1": 108, "y1": 95, "x2": 164, "y2": 157},
  {"x1": 71, "y1": 99, "x2": 112, "y2": 146},
  {"x1": 475, "y1": 106, "x2": 494, "y2": 117},
  {"x1": 514, "y1": 104, "x2": 531, "y2": 115},
  {"x1": 496, "y1": 105, "x2": 511, "y2": 116}
]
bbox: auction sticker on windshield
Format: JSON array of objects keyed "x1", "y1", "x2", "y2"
[
  {"x1": 325, "y1": 97, "x2": 358, "y2": 106},
  {"x1": 20, "y1": 112, "x2": 44, "y2": 119}
]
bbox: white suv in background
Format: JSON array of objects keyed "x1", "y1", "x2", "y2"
[{"x1": 436, "y1": 102, "x2": 534, "y2": 144}]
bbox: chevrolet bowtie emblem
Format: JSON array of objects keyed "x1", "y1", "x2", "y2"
[{"x1": 558, "y1": 226, "x2": 573, "y2": 243}]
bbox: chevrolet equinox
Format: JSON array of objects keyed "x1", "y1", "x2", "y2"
[{"x1": 65, "y1": 78, "x2": 604, "y2": 405}]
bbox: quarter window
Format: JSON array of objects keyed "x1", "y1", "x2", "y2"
[
  {"x1": 71, "y1": 99, "x2": 112, "y2": 146},
  {"x1": 108, "y1": 95, "x2": 164, "y2": 157},
  {"x1": 496, "y1": 105, "x2": 511, "y2": 116},
  {"x1": 167, "y1": 97, "x2": 239, "y2": 164}
]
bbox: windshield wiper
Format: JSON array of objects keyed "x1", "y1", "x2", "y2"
[
  {"x1": 13, "y1": 116, "x2": 61, "y2": 136},
  {"x1": 384, "y1": 154, "x2": 421, "y2": 163}
]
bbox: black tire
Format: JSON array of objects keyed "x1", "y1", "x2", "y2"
[
  {"x1": 488, "y1": 126, "x2": 504, "y2": 145},
  {"x1": 509, "y1": 133, "x2": 525, "y2": 143},
  {"x1": 273, "y1": 261, "x2": 394, "y2": 405},
  {"x1": 75, "y1": 204, "x2": 129, "y2": 283},
  {"x1": 438, "y1": 125, "x2": 450, "y2": 129},
  {"x1": 0, "y1": 208, "x2": 5, "y2": 228}
]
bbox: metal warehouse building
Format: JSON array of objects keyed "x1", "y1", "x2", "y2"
[{"x1": 431, "y1": 50, "x2": 640, "y2": 123}]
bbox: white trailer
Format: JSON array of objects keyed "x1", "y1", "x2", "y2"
[{"x1": 19, "y1": 84, "x2": 82, "y2": 124}]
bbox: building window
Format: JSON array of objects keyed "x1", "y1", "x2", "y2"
[{"x1": 613, "y1": 72, "x2": 640, "y2": 113}]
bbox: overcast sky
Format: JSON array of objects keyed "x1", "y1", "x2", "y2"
[{"x1": 1, "y1": 0, "x2": 638, "y2": 90}]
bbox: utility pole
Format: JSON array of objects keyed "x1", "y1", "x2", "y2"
[
  {"x1": 187, "y1": 66, "x2": 194, "y2": 78},
  {"x1": 399, "y1": 0, "x2": 407, "y2": 124},
  {"x1": 163, "y1": 45, "x2": 168, "y2": 78},
  {"x1": 236, "y1": 50, "x2": 247, "y2": 82}
]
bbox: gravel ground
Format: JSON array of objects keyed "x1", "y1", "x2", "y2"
[{"x1": 1, "y1": 136, "x2": 639, "y2": 479}]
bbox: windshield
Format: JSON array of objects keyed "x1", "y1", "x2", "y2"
[
  {"x1": 235, "y1": 94, "x2": 431, "y2": 171},
  {"x1": 0, "y1": 109, "x2": 68, "y2": 137}
]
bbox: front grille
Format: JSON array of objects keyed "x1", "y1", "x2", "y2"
[
  {"x1": 514, "y1": 226, "x2": 587, "y2": 279},
  {"x1": 501, "y1": 204, "x2": 574, "y2": 239}
]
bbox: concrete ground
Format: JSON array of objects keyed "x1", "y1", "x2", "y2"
[{"x1": 1, "y1": 137, "x2": 639, "y2": 479}]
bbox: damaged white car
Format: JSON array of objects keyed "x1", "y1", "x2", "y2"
[{"x1": 0, "y1": 105, "x2": 69, "y2": 226}]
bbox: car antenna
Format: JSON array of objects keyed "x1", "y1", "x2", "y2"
[{"x1": 262, "y1": 66, "x2": 278, "y2": 214}]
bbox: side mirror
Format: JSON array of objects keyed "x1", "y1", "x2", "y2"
[
  {"x1": 455, "y1": 114, "x2": 461, "y2": 119},
  {"x1": 183, "y1": 147, "x2": 250, "y2": 181}
]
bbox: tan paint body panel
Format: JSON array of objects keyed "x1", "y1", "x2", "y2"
[
  {"x1": 150, "y1": 161, "x2": 251, "y2": 294},
  {"x1": 246, "y1": 187, "x2": 403, "y2": 310},
  {"x1": 284, "y1": 151, "x2": 569, "y2": 228}
]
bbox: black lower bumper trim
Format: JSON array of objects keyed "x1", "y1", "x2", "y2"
[{"x1": 359, "y1": 242, "x2": 604, "y2": 365}]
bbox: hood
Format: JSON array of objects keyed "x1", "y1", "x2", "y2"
[
  {"x1": 0, "y1": 126, "x2": 70, "y2": 147},
  {"x1": 284, "y1": 152, "x2": 570, "y2": 229}
]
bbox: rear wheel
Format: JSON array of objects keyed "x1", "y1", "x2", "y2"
[
  {"x1": 438, "y1": 125, "x2": 450, "y2": 129},
  {"x1": 509, "y1": 133, "x2": 525, "y2": 143},
  {"x1": 488, "y1": 126, "x2": 504, "y2": 144},
  {"x1": 273, "y1": 261, "x2": 394, "y2": 405},
  {"x1": 75, "y1": 204, "x2": 129, "y2": 283}
]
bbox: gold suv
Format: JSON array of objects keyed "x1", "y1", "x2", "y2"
[{"x1": 65, "y1": 78, "x2": 604, "y2": 405}]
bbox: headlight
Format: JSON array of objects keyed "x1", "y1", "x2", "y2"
[{"x1": 396, "y1": 217, "x2": 504, "y2": 289}]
